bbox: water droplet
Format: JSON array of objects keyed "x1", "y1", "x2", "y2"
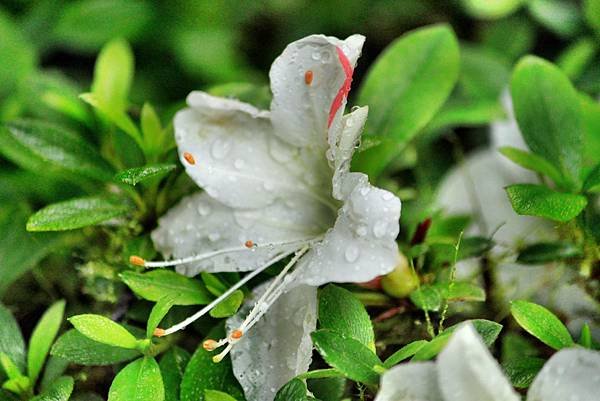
[
  {"x1": 344, "y1": 245, "x2": 360, "y2": 263},
  {"x1": 351, "y1": 105, "x2": 360, "y2": 112},
  {"x1": 234, "y1": 159, "x2": 245, "y2": 170},
  {"x1": 208, "y1": 232, "x2": 221, "y2": 242},
  {"x1": 311, "y1": 50, "x2": 321, "y2": 60},
  {"x1": 321, "y1": 50, "x2": 332, "y2": 63},
  {"x1": 263, "y1": 181, "x2": 275, "y2": 191},
  {"x1": 211, "y1": 138, "x2": 232, "y2": 159},
  {"x1": 268, "y1": 136, "x2": 295, "y2": 163},
  {"x1": 382, "y1": 191, "x2": 394, "y2": 201},
  {"x1": 356, "y1": 225, "x2": 368, "y2": 237},
  {"x1": 373, "y1": 220, "x2": 388, "y2": 238},
  {"x1": 360, "y1": 186, "x2": 370, "y2": 196}
]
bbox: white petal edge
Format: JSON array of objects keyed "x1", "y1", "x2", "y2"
[
  {"x1": 151, "y1": 192, "x2": 332, "y2": 275},
  {"x1": 227, "y1": 281, "x2": 317, "y2": 401},
  {"x1": 269, "y1": 34, "x2": 365, "y2": 148},
  {"x1": 293, "y1": 172, "x2": 400, "y2": 287},
  {"x1": 526, "y1": 348, "x2": 600, "y2": 401},
  {"x1": 375, "y1": 362, "x2": 443, "y2": 401},
  {"x1": 437, "y1": 323, "x2": 520, "y2": 401}
]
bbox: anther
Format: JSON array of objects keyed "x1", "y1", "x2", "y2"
[
  {"x1": 304, "y1": 70, "x2": 313, "y2": 85},
  {"x1": 244, "y1": 240, "x2": 254, "y2": 248},
  {"x1": 203, "y1": 339, "x2": 218, "y2": 351},
  {"x1": 129, "y1": 255, "x2": 145, "y2": 267},
  {"x1": 212, "y1": 354, "x2": 224, "y2": 363},
  {"x1": 230, "y1": 329, "x2": 243, "y2": 340},
  {"x1": 153, "y1": 328, "x2": 166, "y2": 337},
  {"x1": 183, "y1": 152, "x2": 196, "y2": 165}
]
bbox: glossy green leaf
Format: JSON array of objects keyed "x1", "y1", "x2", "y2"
[
  {"x1": 209, "y1": 290, "x2": 244, "y2": 318},
  {"x1": 180, "y1": 326, "x2": 244, "y2": 401},
  {"x1": 274, "y1": 378, "x2": 307, "y2": 401},
  {"x1": 383, "y1": 340, "x2": 428, "y2": 368},
  {"x1": 28, "y1": 300, "x2": 65, "y2": 383},
  {"x1": 159, "y1": 347, "x2": 190, "y2": 401},
  {"x1": 52, "y1": 0, "x2": 152, "y2": 51},
  {"x1": 458, "y1": 45, "x2": 510, "y2": 101},
  {"x1": 461, "y1": 0, "x2": 525, "y2": 19},
  {"x1": 115, "y1": 164, "x2": 176, "y2": 186},
  {"x1": 39, "y1": 356, "x2": 70, "y2": 392},
  {"x1": 517, "y1": 242, "x2": 583, "y2": 264},
  {"x1": 31, "y1": 376, "x2": 73, "y2": 401},
  {"x1": 0, "y1": 353, "x2": 24, "y2": 380},
  {"x1": 108, "y1": 357, "x2": 164, "y2": 401},
  {"x1": 311, "y1": 329, "x2": 383, "y2": 385},
  {"x1": 0, "y1": 120, "x2": 114, "y2": 182},
  {"x1": 92, "y1": 38, "x2": 133, "y2": 115},
  {"x1": 27, "y1": 196, "x2": 133, "y2": 232},
  {"x1": 51, "y1": 329, "x2": 139, "y2": 366},
  {"x1": 353, "y1": 24, "x2": 459, "y2": 177},
  {"x1": 585, "y1": 0, "x2": 600, "y2": 34},
  {"x1": 584, "y1": 163, "x2": 600, "y2": 193},
  {"x1": 425, "y1": 98, "x2": 504, "y2": 136},
  {"x1": 141, "y1": 103, "x2": 167, "y2": 156},
  {"x1": 557, "y1": 38, "x2": 598, "y2": 81},
  {"x1": 579, "y1": 323, "x2": 592, "y2": 348},
  {"x1": 147, "y1": 296, "x2": 176, "y2": 339},
  {"x1": 502, "y1": 357, "x2": 545, "y2": 388},
  {"x1": 411, "y1": 281, "x2": 485, "y2": 311},
  {"x1": 204, "y1": 390, "x2": 238, "y2": 401},
  {"x1": 120, "y1": 270, "x2": 212, "y2": 306},
  {"x1": 410, "y1": 285, "x2": 442, "y2": 312},
  {"x1": 506, "y1": 184, "x2": 587, "y2": 222},
  {"x1": 528, "y1": 0, "x2": 582, "y2": 38},
  {"x1": 499, "y1": 146, "x2": 566, "y2": 189},
  {"x1": 69, "y1": 315, "x2": 138, "y2": 349},
  {"x1": 307, "y1": 376, "x2": 345, "y2": 401},
  {"x1": 0, "y1": 304, "x2": 25, "y2": 375},
  {"x1": 510, "y1": 56, "x2": 583, "y2": 187},
  {"x1": 511, "y1": 300, "x2": 574, "y2": 350},
  {"x1": 318, "y1": 285, "x2": 375, "y2": 350}
]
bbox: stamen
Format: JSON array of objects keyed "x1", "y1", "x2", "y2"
[
  {"x1": 304, "y1": 70, "x2": 314, "y2": 85},
  {"x1": 153, "y1": 328, "x2": 166, "y2": 337},
  {"x1": 212, "y1": 344, "x2": 232, "y2": 363},
  {"x1": 230, "y1": 329, "x2": 243, "y2": 340},
  {"x1": 203, "y1": 338, "x2": 227, "y2": 351},
  {"x1": 137, "y1": 237, "x2": 315, "y2": 268},
  {"x1": 183, "y1": 152, "x2": 196, "y2": 165},
  {"x1": 160, "y1": 251, "x2": 297, "y2": 336},
  {"x1": 244, "y1": 240, "x2": 254, "y2": 248},
  {"x1": 129, "y1": 255, "x2": 145, "y2": 266}
]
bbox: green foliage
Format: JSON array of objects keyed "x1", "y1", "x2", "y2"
[
  {"x1": 506, "y1": 184, "x2": 588, "y2": 222},
  {"x1": 517, "y1": 242, "x2": 583, "y2": 264},
  {"x1": 31, "y1": 376, "x2": 73, "y2": 401},
  {"x1": 108, "y1": 357, "x2": 164, "y2": 401},
  {"x1": 68, "y1": 315, "x2": 139, "y2": 349},
  {"x1": 0, "y1": 305, "x2": 26, "y2": 375},
  {"x1": 28, "y1": 300, "x2": 65, "y2": 383},
  {"x1": 115, "y1": 164, "x2": 177, "y2": 186},
  {"x1": 511, "y1": 300, "x2": 574, "y2": 350},
  {"x1": 274, "y1": 379, "x2": 308, "y2": 401},
  {"x1": 51, "y1": 329, "x2": 139, "y2": 366},
  {"x1": 121, "y1": 270, "x2": 213, "y2": 305},
  {"x1": 159, "y1": 347, "x2": 190, "y2": 401}
]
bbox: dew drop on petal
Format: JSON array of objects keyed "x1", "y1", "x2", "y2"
[
  {"x1": 311, "y1": 50, "x2": 321, "y2": 60},
  {"x1": 382, "y1": 191, "x2": 394, "y2": 201},
  {"x1": 356, "y1": 225, "x2": 368, "y2": 237},
  {"x1": 197, "y1": 203, "x2": 211, "y2": 216},
  {"x1": 344, "y1": 245, "x2": 360, "y2": 263},
  {"x1": 211, "y1": 138, "x2": 232, "y2": 159},
  {"x1": 234, "y1": 158, "x2": 245, "y2": 170},
  {"x1": 208, "y1": 232, "x2": 221, "y2": 242},
  {"x1": 373, "y1": 220, "x2": 388, "y2": 238}
]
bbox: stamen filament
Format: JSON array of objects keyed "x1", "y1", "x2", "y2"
[
  {"x1": 160, "y1": 251, "x2": 294, "y2": 336},
  {"x1": 134, "y1": 238, "x2": 315, "y2": 268}
]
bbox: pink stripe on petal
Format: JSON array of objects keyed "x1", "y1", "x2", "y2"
[{"x1": 328, "y1": 46, "x2": 354, "y2": 128}]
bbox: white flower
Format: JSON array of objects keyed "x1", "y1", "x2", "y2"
[
  {"x1": 132, "y1": 34, "x2": 401, "y2": 401},
  {"x1": 376, "y1": 323, "x2": 600, "y2": 401}
]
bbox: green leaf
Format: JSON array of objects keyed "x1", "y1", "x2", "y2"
[
  {"x1": 120, "y1": 270, "x2": 212, "y2": 306},
  {"x1": 307, "y1": 376, "x2": 346, "y2": 401},
  {"x1": 383, "y1": 340, "x2": 428, "y2": 368},
  {"x1": 159, "y1": 347, "x2": 190, "y2": 401},
  {"x1": 51, "y1": 329, "x2": 139, "y2": 366},
  {"x1": 461, "y1": 0, "x2": 525, "y2": 19},
  {"x1": 579, "y1": 323, "x2": 592, "y2": 348},
  {"x1": 28, "y1": 300, "x2": 65, "y2": 383},
  {"x1": 2, "y1": 376, "x2": 31, "y2": 396},
  {"x1": 274, "y1": 379, "x2": 308, "y2": 401},
  {"x1": 180, "y1": 326, "x2": 244, "y2": 401},
  {"x1": 502, "y1": 357, "x2": 545, "y2": 388},
  {"x1": 424, "y1": 98, "x2": 505, "y2": 136},
  {"x1": 141, "y1": 103, "x2": 166, "y2": 157},
  {"x1": 0, "y1": 10, "x2": 36, "y2": 98},
  {"x1": 27, "y1": 196, "x2": 133, "y2": 232},
  {"x1": 209, "y1": 290, "x2": 244, "y2": 318},
  {"x1": 584, "y1": 0, "x2": 600, "y2": 34},
  {"x1": 311, "y1": 329, "x2": 383, "y2": 385},
  {"x1": 68, "y1": 315, "x2": 138, "y2": 349},
  {"x1": 506, "y1": 184, "x2": 587, "y2": 222},
  {"x1": 31, "y1": 376, "x2": 73, "y2": 401},
  {"x1": 584, "y1": 163, "x2": 600, "y2": 193},
  {"x1": 517, "y1": 242, "x2": 583, "y2": 264},
  {"x1": 410, "y1": 285, "x2": 442, "y2": 312},
  {"x1": 52, "y1": 0, "x2": 152, "y2": 51},
  {"x1": 511, "y1": 300, "x2": 574, "y2": 350},
  {"x1": 318, "y1": 285, "x2": 375, "y2": 350},
  {"x1": 108, "y1": 357, "x2": 164, "y2": 401},
  {"x1": 204, "y1": 390, "x2": 239, "y2": 401},
  {"x1": 410, "y1": 282, "x2": 485, "y2": 311},
  {"x1": 510, "y1": 56, "x2": 583, "y2": 188},
  {"x1": 352, "y1": 24, "x2": 460, "y2": 177},
  {"x1": 0, "y1": 304, "x2": 25, "y2": 375},
  {"x1": 528, "y1": 0, "x2": 582, "y2": 38},
  {"x1": 499, "y1": 146, "x2": 567, "y2": 189},
  {"x1": 458, "y1": 45, "x2": 510, "y2": 101},
  {"x1": 147, "y1": 296, "x2": 176, "y2": 339},
  {"x1": 92, "y1": 38, "x2": 133, "y2": 115},
  {"x1": 556, "y1": 38, "x2": 598, "y2": 81},
  {"x1": 39, "y1": 357, "x2": 70, "y2": 392},
  {"x1": 0, "y1": 120, "x2": 114, "y2": 181},
  {"x1": 115, "y1": 164, "x2": 177, "y2": 186},
  {"x1": 0, "y1": 353, "x2": 24, "y2": 380}
]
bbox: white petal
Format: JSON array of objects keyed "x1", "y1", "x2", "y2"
[
  {"x1": 375, "y1": 362, "x2": 443, "y2": 401},
  {"x1": 269, "y1": 34, "x2": 365, "y2": 148},
  {"x1": 151, "y1": 192, "x2": 332, "y2": 276},
  {"x1": 437, "y1": 323, "x2": 520, "y2": 401},
  {"x1": 227, "y1": 282, "x2": 317, "y2": 401},
  {"x1": 293, "y1": 173, "x2": 400, "y2": 287},
  {"x1": 526, "y1": 348, "x2": 600, "y2": 401},
  {"x1": 174, "y1": 91, "x2": 331, "y2": 209}
]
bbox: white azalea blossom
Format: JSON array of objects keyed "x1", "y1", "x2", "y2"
[
  {"x1": 137, "y1": 34, "x2": 401, "y2": 401},
  {"x1": 375, "y1": 323, "x2": 600, "y2": 401}
]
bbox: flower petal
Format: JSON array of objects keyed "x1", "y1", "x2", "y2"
[
  {"x1": 526, "y1": 348, "x2": 600, "y2": 401},
  {"x1": 294, "y1": 173, "x2": 400, "y2": 286},
  {"x1": 174, "y1": 92, "x2": 331, "y2": 209},
  {"x1": 269, "y1": 34, "x2": 365, "y2": 148},
  {"x1": 437, "y1": 323, "x2": 520, "y2": 401},
  {"x1": 151, "y1": 192, "x2": 332, "y2": 276},
  {"x1": 374, "y1": 362, "x2": 443, "y2": 401},
  {"x1": 227, "y1": 282, "x2": 317, "y2": 401}
]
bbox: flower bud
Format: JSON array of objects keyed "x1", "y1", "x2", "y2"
[{"x1": 381, "y1": 252, "x2": 419, "y2": 298}]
